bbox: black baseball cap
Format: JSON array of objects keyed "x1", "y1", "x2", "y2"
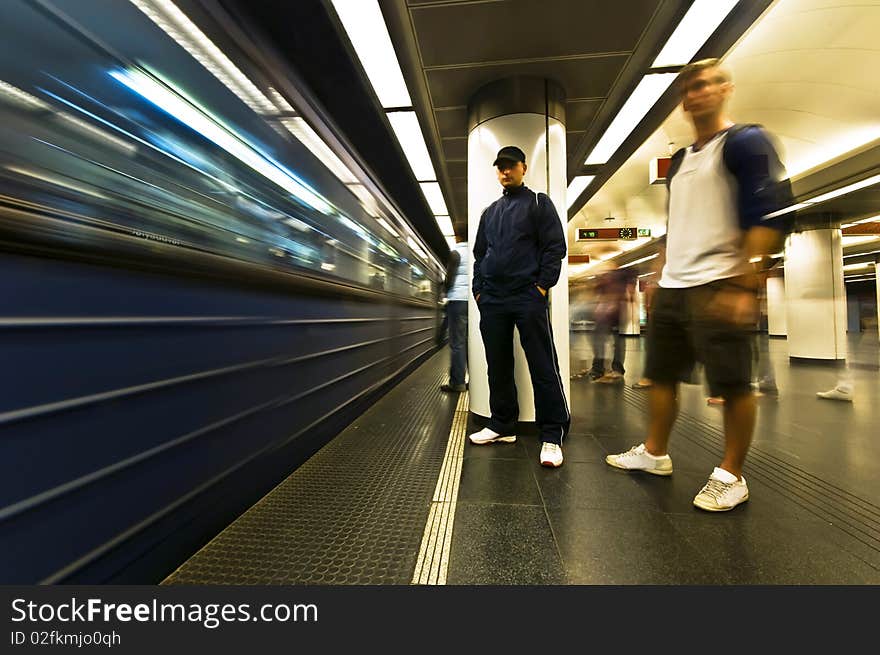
[{"x1": 492, "y1": 145, "x2": 526, "y2": 167}]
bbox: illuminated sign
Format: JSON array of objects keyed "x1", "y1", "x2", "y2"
[{"x1": 577, "y1": 228, "x2": 643, "y2": 241}]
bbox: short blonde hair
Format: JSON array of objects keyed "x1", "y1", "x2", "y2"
[{"x1": 675, "y1": 58, "x2": 731, "y2": 92}]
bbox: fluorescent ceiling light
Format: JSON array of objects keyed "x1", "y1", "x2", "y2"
[
  {"x1": 764, "y1": 174, "x2": 880, "y2": 221},
  {"x1": 841, "y1": 235, "x2": 880, "y2": 247},
  {"x1": 330, "y1": 0, "x2": 412, "y2": 108},
  {"x1": 620, "y1": 253, "x2": 658, "y2": 268},
  {"x1": 808, "y1": 174, "x2": 880, "y2": 205},
  {"x1": 111, "y1": 68, "x2": 332, "y2": 214},
  {"x1": 281, "y1": 117, "x2": 357, "y2": 184},
  {"x1": 844, "y1": 249, "x2": 880, "y2": 258},
  {"x1": 129, "y1": 0, "x2": 276, "y2": 114},
  {"x1": 419, "y1": 182, "x2": 448, "y2": 215},
  {"x1": 0, "y1": 79, "x2": 50, "y2": 110},
  {"x1": 585, "y1": 73, "x2": 677, "y2": 165},
  {"x1": 435, "y1": 215, "x2": 454, "y2": 236},
  {"x1": 266, "y1": 87, "x2": 295, "y2": 112},
  {"x1": 638, "y1": 271, "x2": 656, "y2": 278},
  {"x1": 763, "y1": 202, "x2": 813, "y2": 219},
  {"x1": 842, "y1": 262, "x2": 874, "y2": 271},
  {"x1": 652, "y1": 0, "x2": 739, "y2": 68},
  {"x1": 387, "y1": 111, "x2": 436, "y2": 181},
  {"x1": 850, "y1": 214, "x2": 880, "y2": 225},
  {"x1": 567, "y1": 176, "x2": 595, "y2": 209}
]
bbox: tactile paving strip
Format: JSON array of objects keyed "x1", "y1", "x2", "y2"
[{"x1": 163, "y1": 351, "x2": 454, "y2": 584}]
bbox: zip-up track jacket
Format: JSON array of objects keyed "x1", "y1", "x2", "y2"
[{"x1": 472, "y1": 184, "x2": 567, "y2": 300}]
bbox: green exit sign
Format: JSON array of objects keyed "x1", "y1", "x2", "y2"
[{"x1": 637, "y1": 228, "x2": 651, "y2": 237}]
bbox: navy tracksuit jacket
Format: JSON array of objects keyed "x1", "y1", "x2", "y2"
[{"x1": 472, "y1": 184, "x2": 570, "y2": 443}]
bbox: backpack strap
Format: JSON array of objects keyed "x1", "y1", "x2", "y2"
[
  {"x1": 665, "y1": 123, "x2": 759, "y2": 189},
  {"x1": 665, "y1": 147, "x2": 686, "y2": 189},
  {"x1": 722, "y1": 123, "x2": 761, "y2": 172}
]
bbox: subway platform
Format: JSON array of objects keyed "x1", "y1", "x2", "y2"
[{"x1": 164, "y1": 333, "x2": 880, "y2": 585}]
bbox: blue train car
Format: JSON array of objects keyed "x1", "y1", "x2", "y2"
[{"x1": 0, "y1": 0, "x2": 443, "y2": 583}]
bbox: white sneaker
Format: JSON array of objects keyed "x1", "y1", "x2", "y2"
[
  {"x1": 605, "y1": 443, "x2": 673, "y2": 476},
  {"x1": 817, "y1": 387, "x2": 853, "y2": 402},
  {"x1": 468, "y1": 427, "x2": 516, "y2": 445},
  {"x1": 693, "y1": 467, "x2": 749, "y2": 511},
  {"x1": 540, "y1": 442, "x2": 563, "y2": 467}
]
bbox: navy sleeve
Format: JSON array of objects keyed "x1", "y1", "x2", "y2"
[
  {"x1": 723, "y1": 126, "x2": 793, "y2": 232},
  {"x1": 472, "y1": 207, "x2": 488, "y2": 297},
  {"x1": 535, "y1": 193, "x2": 567, "y2": 290}
]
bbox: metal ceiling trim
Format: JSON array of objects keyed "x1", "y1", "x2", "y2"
[{"x1": 380, "y1": 0, "x2": 461, "y2": 234}]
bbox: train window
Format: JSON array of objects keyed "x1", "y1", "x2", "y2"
[{"x1": 0, "y1": 0, "x2": 440, "y2": 298}]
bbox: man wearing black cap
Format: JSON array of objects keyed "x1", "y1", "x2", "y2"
[{"x1": 468, "y1": 145, "x2": 570, "y2": 468}]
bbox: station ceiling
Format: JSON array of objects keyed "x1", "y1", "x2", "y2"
[
  {"x1": 380, "y1": 0, "x2": 771, "y2": 236},
  {"x1": 213, "y1": 0, "x2": 879, "y2": 273}
]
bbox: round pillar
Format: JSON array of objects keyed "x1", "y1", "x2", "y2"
[
  {"x1": 766, "y1": 275, "x2": 787, "y2": 337},
  {"x1": 466, "y1": 76, "x2": 570, "y2": 420},
  {"x1": 783, "y1": 228, "x2": 847, "y2": 360},
  {"x1": 618, "y1": 291, "x2": 640, "y2": 336}
]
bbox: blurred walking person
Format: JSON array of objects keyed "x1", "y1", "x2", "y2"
[
  {"x1": 589, "y1": 264, "x2": 637, "y2": 383},
  {"x1": 605, "y1": 59, "x2": 792, "y2": 511}
]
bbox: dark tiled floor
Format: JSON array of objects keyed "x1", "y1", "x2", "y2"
[{"x1": 447, "y1": 330, "x2": 880, "y2": 584}]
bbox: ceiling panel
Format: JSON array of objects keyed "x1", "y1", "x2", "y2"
[
  {"x1": 410, "y1": 0, "x2": 661, "y2": 68},
  {"x1": 434, "y1": 106, "x2": 468, "y2": 139},
  {"x1": 446, "y1": 160, "x2": 468, "y2": 178},
  {"x1": 442, "y1": 137, "x2": 468, "y2": 160},
  {"x1": 425, "y1": 55, "x2": 628, "y2": 109},
  {"x1": 567, "y1": 131, "x2": 586, "y2": 156},
  {"x1": 566, "y1": 99, "x2": 603, "y2": 126},
  {"x1": 382, "y1": 0, "x2": 694, "y2": 235}
]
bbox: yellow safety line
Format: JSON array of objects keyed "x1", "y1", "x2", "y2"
[{"x1": 411, "y1": 391, "x2": 468, "y2": 585}]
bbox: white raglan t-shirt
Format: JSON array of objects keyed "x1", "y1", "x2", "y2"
[{"x1": 659, "y1": 131, "x2": 750, "y2": 289}]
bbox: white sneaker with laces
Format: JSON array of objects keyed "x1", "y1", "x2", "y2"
[
  {"x1": 468, "y1": 427, "x2": 516, "y2": 445},
  {"x1": 693, "y1": 467, "x2": 749, "y2": 511},
  {"x1": 816, "y1": 386, "x2": 853, "y2": 402},
  {"x1": 540, "y1": 442, "x2": 563, "y2": 467},
  {"x1": 605, "y1": 443, "x2": 673, "y2": 476}
]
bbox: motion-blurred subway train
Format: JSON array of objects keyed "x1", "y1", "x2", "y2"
[{"x1": 0, "y1": 0, "x2": 445, "y2": 583}]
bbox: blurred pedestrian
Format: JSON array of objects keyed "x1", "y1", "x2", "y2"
[
  {"x1": 589, "y1": 264, "x2": 637, "y2": 383},
  {"x1": 606, "y1": 59, "x2": 792, "y2": 511}
]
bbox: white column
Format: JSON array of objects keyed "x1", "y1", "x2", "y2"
[
  {"x1": 618, "y1": 291, "x2": 640, "y2": 336},
  {"x1": 766, "y1": 275, "x2": 787, "y2": 337},
  {"x1": 467, "y1": 83, "x2": 569, "y2": 420},
  {"x1": 846, "y1": 296, "x2": 861, "y2": 332},
  {"x1": 783, "y1": 228, "x2": 846, "y2": 359}
]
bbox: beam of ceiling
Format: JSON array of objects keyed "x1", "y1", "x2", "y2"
[{"x1": 383, "y1": 0, "x2": 691, "y2": 236}]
